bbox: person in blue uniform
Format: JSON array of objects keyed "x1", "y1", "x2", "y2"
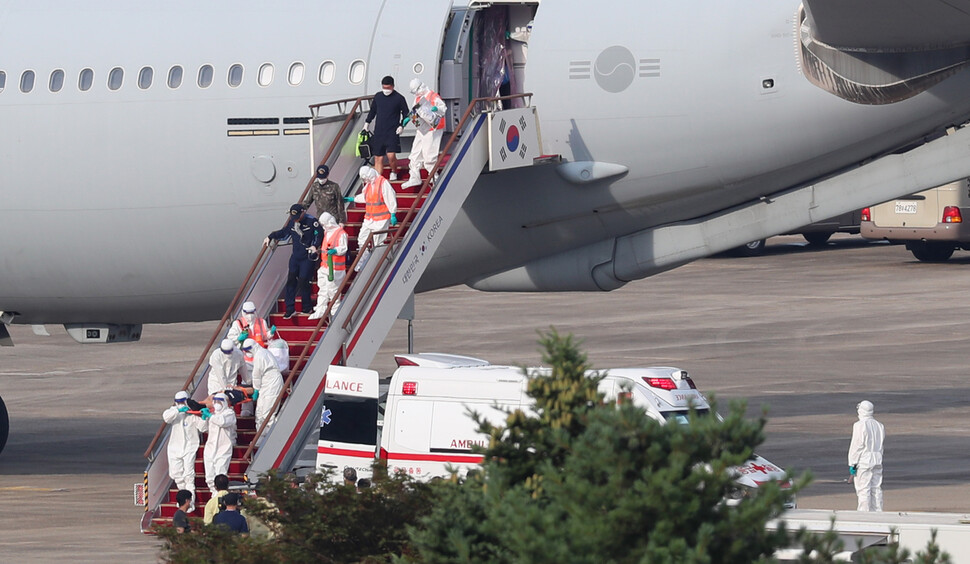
[
  {"x1": 364, "y1": 75, "x2": 410, "y2": 180},
  {"x1": 263, "y1": 204, "x2": 323, "y2": 319}
]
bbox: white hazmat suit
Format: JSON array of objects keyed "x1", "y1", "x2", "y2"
[
  {"x1": 162, "y1": 392, "x2": 207, "y2": 499},
  {"x1": 250, "y1": 344, "x2": 285, "y2": 433},
  {"x1": 848, "y1": 400, "x2": 885, "y2": 511},
  {"x1": 353, "y1": 166, "x2": 397, "y2": 271},
  {"x1": 208, "y1": 339, "x2": 248, "y2": 396},
  {"x1": 203, "y1": 393, "x2": 237, "y2": 492},
  {"x1": 400, "y1": 79, "x2": 446, "y2": 189},
  {"x1": 309, "y1": 213, "x2": 348, "y2": 320}
]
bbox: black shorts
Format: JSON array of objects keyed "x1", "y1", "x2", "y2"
[{"x1": 370, "y1": 134, "x2": 401, "y2": 156}]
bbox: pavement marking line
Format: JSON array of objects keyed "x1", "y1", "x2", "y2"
[
  {"x1": 0, "y1": 369, "x2": 102, "y2": 376},
  {"x1": 0, "y1": 486, "x2": 69, "y2": 492}
]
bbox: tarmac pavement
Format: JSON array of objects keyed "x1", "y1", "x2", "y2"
[{"x1": 1, "y1": 234, "x2": 968, "y2": 562}]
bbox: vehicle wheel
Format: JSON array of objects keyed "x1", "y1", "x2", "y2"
[
  {"x1": 908, "y1": 241, "x2": 955, "y2": 262},
  {"x1": 0, "y1": 396, "x2": 8, "y2": 456},
  {"x1": 803, "y1": 231, "x2": 834, "y2": 246},
  {"x1": 732, "y1": 239, "x2": 766, "y2": 257}
]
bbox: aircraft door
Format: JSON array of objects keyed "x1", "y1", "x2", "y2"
[{"x1": 367, "y1": 0, "x2": 454, "y2": 95}]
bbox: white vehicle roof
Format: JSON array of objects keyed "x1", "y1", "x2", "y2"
[{"x1": 393, "y1": 352, "x2": 491, "y2": 368}]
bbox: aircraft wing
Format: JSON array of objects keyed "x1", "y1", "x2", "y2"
[{"x1": 803, "y1": 0, "x2": 970, "y2": 51}]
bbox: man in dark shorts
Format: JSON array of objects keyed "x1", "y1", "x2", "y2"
[{"x1": 364, "y1": 75, "x2": 409, "y2": 180}]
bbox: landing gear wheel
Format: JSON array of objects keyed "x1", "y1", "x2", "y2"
[
  {"x1": 732, "y1": 239, "x2": 766, "y2": 257},
  {"x1": 908, "y1": 241, "x2": 954, "y2": 262},
  {"x1": 0, "y1": 396, "x2": 8, "y2": 456},
  {"x1": 803, "y1": 231, "x2": 834, "y2": 246}
]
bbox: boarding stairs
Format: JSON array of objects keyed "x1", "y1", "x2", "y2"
[{"x1": 140, "y1": 93, "x2": 537, "y2": 531}]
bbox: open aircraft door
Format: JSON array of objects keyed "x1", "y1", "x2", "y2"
[{"x1": 366, "y1": 0, "x2": 454, "y2": 95}]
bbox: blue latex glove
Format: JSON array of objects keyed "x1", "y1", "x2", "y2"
[
  {"x1": 252, "y1": 390, "x2": 260, "y2": 401},
  {"x1": 343, "y1": 196, "x2": 355, "y2": 203},
  {"x1": 327, "y1": 248, "x2": 336, "y2": 256},
  {"x1": 200, "y1": 408, "x2": 211, "y2": 421},
  {"x1": 849, "y1": 465, "x2": 857, "y2": 476},
  {"x1": 390, "y1": 214, "x2": 398, "y2": 226},
  {"x1": 177, "y1": 405, "x2": 189, "y2": 413},
  {"x1": 237, "y1": 330, "x2": 248, "y2": 343}
]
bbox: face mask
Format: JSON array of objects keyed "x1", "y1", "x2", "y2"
[
  {"x1": 382, "y1": 88, "x2": 393, "y2": 96},
  {"x1": 214, "y1": 401, "x2": 225, "y2": 412},
  {"x1": 244, "y1": 313, "x2": 255, "y2": 323}
]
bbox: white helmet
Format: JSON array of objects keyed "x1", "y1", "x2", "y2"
[
  {"x1": 242, "y1": 301, "x2": 256, "y2": 314},
  {"x1": 857, "y1": 400, "x2": 874, "y2": 417},
  {"x1": 242, "y1": 338, "x2": 256, "y2": 352},
  {"x1": 320, "y1": 212, "x2": 336, "y2": 229},
  {"x1": 219, "y1": 339, "x2": 234, "y2": 353},
  {"x1": 174, "y1": 390, "x2": 189, "y2": 402},
  {"x1": 409, "y1": 78, "x2": 424, "y2": 94}
]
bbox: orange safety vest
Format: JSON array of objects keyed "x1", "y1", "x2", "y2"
[
  {"x1": 364, "y1": 179, "x2": 391, "y2": 222},
  {"x1": 323, "y1": 227, "x2": 347, "y2": 271},
  {"x1": 418, "y1": 91, "x2": 446, "y2": 130},
  {"x1": 238, "y1": 316, "x2": 269, "y2": 347}
]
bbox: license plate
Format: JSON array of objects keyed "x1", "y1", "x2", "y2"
[{"x1": 894, "y1": 201, "x2": 918, "y2": 214}]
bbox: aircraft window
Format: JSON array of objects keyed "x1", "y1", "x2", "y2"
[
  {"x1": 138, "y1": 66, "x2": 153, "y2": 90},
  {"x1": 79, "y1": 68, "x2": 94, "y2": 91},
  {"x1": 288, "y1": 62, "x2": 304, "y2": 86},
  {"x1": 20, "y1": 70, "x2": 35, "y2": 93},
  {"x1": 108, "y1": 67, "x2": 124, "y2": 91},
  {"x1": 318, "y1": 60, "x2": 335, "y2": 85},
  {"x1": 0, "y1": 71, "x2": 5, "y2": 92},
  {"x1": 348, "y1": 59, "x2": 365, "y2": 84},
  {"x1": 228, "y1": 64, "x2": 243, "y2": 87},
  {"x1": 49, "y1": 69, "x2": 65, "y2": 92},
  {"x1": 258, "y1": 63, "x2": 274, "y2": 87},
  {"x1": 198, "y1": 64, "x2": 213, "y2": 88},
  {"x1": 167, "y1": 66, "x2": 183, "y2": 89}
]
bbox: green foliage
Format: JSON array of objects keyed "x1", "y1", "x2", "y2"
[
  {"x1": 407, "y1": 328, "x2": 802, "y2": 563},
  {"x1": 158, "y1": 466, "x2": 436, "y2": 563}
]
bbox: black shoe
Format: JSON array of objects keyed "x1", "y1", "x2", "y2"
[{"x1": 283, "y1": 311, "x2": 296, "y2": 320}]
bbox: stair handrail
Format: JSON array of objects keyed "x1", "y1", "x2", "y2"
[
  {"x1": 341, "y1": 92, "x2": 534, "y2": 330},
  {"x1": 241, "y1": 92, "x2": 533, "y2": 465},
  {"x1": 144, "y1": 94, "x2": 374, "y2": 460}
]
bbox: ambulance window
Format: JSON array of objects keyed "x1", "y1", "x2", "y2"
[
  {"x1": 318, "y1": 60, "x2": 335, "y2": 85},
  {"x1": 167, "y1": 66, "x2": 183, "y2": 89},
  {"x1": 198, "y1": 64, "x2": 213, "y2": 88},
  {"x1": 20, "y1": 70, "x2": 35, "y2": 93},
  {"x1": 107, "y1": 67, "x2": 124, "y2": 91},
  {"x1": 318, "y1": 395, "x2": 378, "y2": 445},
  {"x1": 49, "y1": 69, "x2": 65, "y2": 93},
  {"x1": 78, "y1": 68, "x2": 94, "y2": 91},
  {"x1": 662, "y1": 408, "x2": 710, "y2": 425},
  {"x1": 0, "y1": 71, "x2": 5, "y2": 93}
]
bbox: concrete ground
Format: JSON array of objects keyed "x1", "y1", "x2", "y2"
[{"x1": 1, "y1": 234, "x2": 968, "y2": 562}]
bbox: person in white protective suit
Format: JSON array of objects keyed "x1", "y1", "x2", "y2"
[
  {"x1": 848, "y1": 400, "x2": 885, "y2": 511},
  {"x1": 227, "y1": 301, "x2": 270, "y2": 348},
  {"x1": 203, "y1": 393, "x2": 237, "y2": 493},
  {"x1": 265, "y1": 325, "x2": 290, "y2": 374},
  {"x1": 162, "y1": 390, "x2": 207, "y2": 505},
  {"x1": 350, "y1": 166, "x2": 397, "y2": 272},
  {"x1": 400, "y1": 78, "x2": 447, "y2": 189},
  {"x1": 208, "y1": 338, "x2": 248, "y2": 397},
  {"x1": 246, "y1": 341, "x2": 285, "y2": 433},
  {"x1": 308, "y1": 212, "x2": 348, "y2": 320}
]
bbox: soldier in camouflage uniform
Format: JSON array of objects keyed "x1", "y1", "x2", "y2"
[{"x1": 303, "y1": 164, "x2": 346, "y2": 225}]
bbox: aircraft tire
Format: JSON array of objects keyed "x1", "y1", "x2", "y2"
[
  {"x1": 803, "y1": 231, "x2": 833, "y2": 246},
  {"x1": 908, "y1": 241, "x2": 954, "y2": 262},
  {"x1": 731, "y1": 239, "x2": 767, "y2": 257},
  {"x1": 0, "y1": 396, "x2": 8, "y2": 456}
]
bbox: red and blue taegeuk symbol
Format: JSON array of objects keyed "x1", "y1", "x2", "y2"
[{"x1": 506, "y1": 125, "x2": 520, "y2": 152}]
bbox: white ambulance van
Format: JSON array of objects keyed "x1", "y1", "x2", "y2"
[{"x1": 316, "y1": 355, "x2": 791, "y2": 504}]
